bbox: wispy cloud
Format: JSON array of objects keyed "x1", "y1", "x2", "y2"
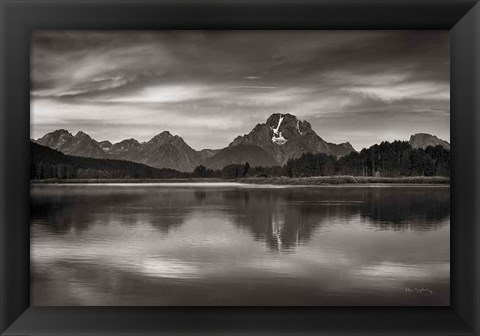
[
  {"x1": 31, "y1": 30, "x2": 450, "y2": 150},
  {"x1": 345, "y1": 81, "x2": 450, "y2": 103},
  {"x1": 229, "y1": 86, "x2": 277, "y2": 90}
]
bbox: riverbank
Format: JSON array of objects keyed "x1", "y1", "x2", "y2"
[{"x1": 31, "y1": 175, "x2": 450, "y2": 185}]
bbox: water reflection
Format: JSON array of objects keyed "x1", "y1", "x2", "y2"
[
  {"x1": 30, "y1": 184, "x2": 450, "y2": 306},
  {"x1": 31, "y1": 185, "x2": 449, "y2": 249},
  {"x1": 359, "y1": 188, "x2": 450, "y2": 231},
  {"x1": 31, "y1": 186, "x2": 200, "y2": 235}
]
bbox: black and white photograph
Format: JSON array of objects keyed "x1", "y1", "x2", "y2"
[{"x1": 30, "y1": 30, "x2": 450, "y2": 306}]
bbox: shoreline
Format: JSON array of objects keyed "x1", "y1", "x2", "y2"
[{"x1": 31, "y1": 176, "x2": 450, "y2": 185}]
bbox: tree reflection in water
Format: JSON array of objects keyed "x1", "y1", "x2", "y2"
[
  {"x1": 30, "y1": 184, "x2": 450, "y2": 306},
  {"x1": 31, "y1": 185, "x2": 450, "y2": 251}
]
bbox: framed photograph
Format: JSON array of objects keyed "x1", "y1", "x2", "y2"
[{"x1": 1, "y1": 0, "x2": 479, "y2": 335}]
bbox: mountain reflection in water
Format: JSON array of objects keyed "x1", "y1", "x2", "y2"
[{"x1": 31, "y1": 184, "x2": 450, "y2": 306}]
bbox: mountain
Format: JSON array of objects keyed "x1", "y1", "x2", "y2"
[
  {"x1": 326, "y1": 142, "x2": 356, "y2": 157},
  {"x1": 205, "y1": 144, "x2": 278, "y2": 170},
  {"x1": 97, "y1": 140, "x2": 113, "y2": 152},
  {"x1": 109, "y1": 138, "x2": 142, "y2": 160},
  {"x1": 128, "y1": 131, "x2": 202, "y2": 172},
  {"x1": 34, "y1": 123, "x2": 450, "y2": 175},
  {"x1": 36, "y1": 129, "x2": 108, "y2": 159},
  {"x1": 31, "y1": 142, "x2": 185, "y2": 179},
  {"x1": 106, "y1": 134, "x2": 219, "y2": 171},
  {"x1": 198, "y1": 148, "x2": 221, "y2": 162},
  {"x1": 409, "y1": 133, "x2": 450, "y2": 150},
  {"x1": 35, "y1": 114, "x2": 357, "y2": 171},
  {"x1": 35, "y1": 129, "x2": 72, "y2": 149},
  {"x1": 37, "y1": 130, "x2": 205, "y2": 172},
  {"x1": 206, "y1": 113, "x2": 355, "y2": 169}
]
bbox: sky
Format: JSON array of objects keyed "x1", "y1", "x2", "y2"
[{"x1": 31, "y1": 30, "x2": 450, "y2": 151}]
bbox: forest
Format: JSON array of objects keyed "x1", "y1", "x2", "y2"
[
  {"x1": 31, "y1": 140, "x2": 449, "y2": 180},
  {"x1": 192, "y1": 141, "x2": 450, "y2": 179}
]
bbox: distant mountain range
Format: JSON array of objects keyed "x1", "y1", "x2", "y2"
[
  {"x1": 30, "y1": 141, "x2": 185, "y2": 179},
  {"x1": 36, "y1": 129, "x2": 108, "y2": 159},
  {"x1": 35, "y1": 113, "x2": 449, "y2": 172},
  {"x1": 36, "y1": 129, "x2": 217, "y2": 172}
]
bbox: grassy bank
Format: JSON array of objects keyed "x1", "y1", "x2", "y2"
[
  {"x1": 31, "y1": 175, "x2": 450, "y2": 185},
  {"x1": 236, "y1": 176, "x2": 449, "y2": 185}
]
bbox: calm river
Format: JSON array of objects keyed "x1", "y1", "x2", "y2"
[{"x1": 30, "y1": 183, "x2": 450, "y2": 306}]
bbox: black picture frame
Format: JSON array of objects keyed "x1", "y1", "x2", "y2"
[{"x1": 1, "y1": 0, "x2": 479, "y2": 335}]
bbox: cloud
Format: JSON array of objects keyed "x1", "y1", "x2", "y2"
[
  {"x1": 345, "y1": 81, "x2": 450, "y2": 103},
  {"x1": 229, "y1": 86, "x2": 277, "y2": 90},
  {"x1": 33, "y1": 75, "x2": 135, "y2": 98},
  {"x1": 106, "y1": 84, "x2": 213, "y2": 104},
  {"x1": 31, "y1": 30, "x2": 450, "y2": 150}
]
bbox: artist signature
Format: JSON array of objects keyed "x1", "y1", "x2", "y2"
[{"x1": 405, "y1": 287, "x2": 433, "y2": 295}]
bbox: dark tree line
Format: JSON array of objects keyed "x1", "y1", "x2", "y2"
[
  {"x1": 336, "y1": 141, "x2": 449, "y2": 177},
  {"x1": 32, "y1": 140, "x2": 450, "y2": 180},
  {"x1": 191, "y1": 141, "x2": 450, "y2": 178}
]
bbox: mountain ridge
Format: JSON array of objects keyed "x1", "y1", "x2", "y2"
[
  {"x1": 205, "y1": 113, "x2": 355, "y2": 169},
  {"x1": 36, "y1": 129, "x2": 108, "y2": 159},
  {"x1": 35, "y1": 113, "x2": 449, "y2": 172}
]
